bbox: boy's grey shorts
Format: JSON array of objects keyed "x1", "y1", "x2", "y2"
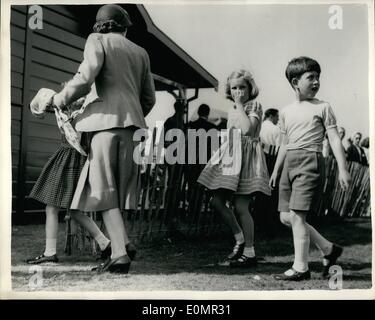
[{"x1": 278, "y1": 149, "x2": 325, "y2": 213}]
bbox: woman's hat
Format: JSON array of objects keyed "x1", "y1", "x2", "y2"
[{"x1": 96, "y1": 4, "x2": 132, "y2": 28}]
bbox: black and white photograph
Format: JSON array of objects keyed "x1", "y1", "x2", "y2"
[{"x1": 0, "y1": 0, "x2": 374, "y2": 299}]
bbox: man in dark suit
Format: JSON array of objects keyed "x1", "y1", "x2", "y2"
[
  {"x1": 346, "y1": 132, "x2": 368, "y2": 166},
  {"x1": 187, "y1": 104, "x2": 218, "y2": 180},
  {"x1": 186, "y1": 104, "x2": 218, "y2": 215}
]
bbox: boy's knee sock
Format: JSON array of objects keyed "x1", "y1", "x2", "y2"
[
  {"x1": 292, "y1": 222, "x2": 310, "y2": 273},
  {"x1": 307, "y1": 224, "x2": 332, "y2": 256}
]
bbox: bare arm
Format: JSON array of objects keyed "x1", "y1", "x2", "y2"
[
  {"x1": 228, "y1": 101, "x2": 262, "y2": 135},
  {"x1": 269, "y1": 132, "x2": 288, "y2": 188},
  {"x1": 327, "y1": 127, "x2": 351, "y2": 190}
]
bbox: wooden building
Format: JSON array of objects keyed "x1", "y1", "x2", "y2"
[{"x1": 10, "y1": 4, "x2": 218, "y2": 223}]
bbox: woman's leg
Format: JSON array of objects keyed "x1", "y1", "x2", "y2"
[
  {"x1": 44, "y1": 205, "x2": 59, "y2": 256},
  {"x1": 101, "y1": 208, "x2": 128, "y2": 259},
  {"x1": 70, "y1": 210, "x2": 110, "y2": 251}
]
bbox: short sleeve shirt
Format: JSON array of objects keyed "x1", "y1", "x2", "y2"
[{"x1": 279, "y1": 99, "x2": 337, "y2": 152}]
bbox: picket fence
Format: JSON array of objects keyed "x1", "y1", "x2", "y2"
[{"x1": 64, "y1": 156, "x2": 371, "y2": 255}]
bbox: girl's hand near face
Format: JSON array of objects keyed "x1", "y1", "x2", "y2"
[{"x1": 233, "y1": 91, "x2": 245, "y2": 109}]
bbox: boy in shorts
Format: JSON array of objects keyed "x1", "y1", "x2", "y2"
[{"x1": 269, "y1": 56, "x2": 351, "y2": 281}]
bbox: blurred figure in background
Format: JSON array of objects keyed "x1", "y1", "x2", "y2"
[
  {"x1": 360, "y1": 136, "x2": 369, "y2": 165},
  {"x1": 347, "y1": 131, "x2": 368, "y2": 166},
  {"x1": 259, "y1": 108, "x2": 281, "y2": 236}
]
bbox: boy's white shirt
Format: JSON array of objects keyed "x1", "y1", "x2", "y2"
[{"x1": 279, "y1": 98, "x2": 337, "y2": 153}]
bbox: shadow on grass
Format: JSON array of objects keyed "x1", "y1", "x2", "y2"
[{"x1": 343, "y1": 274, "x2": 372, "y2": 281}]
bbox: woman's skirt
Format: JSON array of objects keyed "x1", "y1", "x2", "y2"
[{"x1": 70, "y1": 127, "x2": 141, "y2": 212}]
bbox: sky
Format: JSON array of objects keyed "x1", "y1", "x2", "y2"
[{"x1": 144, "y1": 3, "x2": 370, "y2": 140}]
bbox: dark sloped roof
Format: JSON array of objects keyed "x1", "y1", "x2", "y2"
[{"x1": 68, "y1": 4, "x2": 218, "y2": 91}]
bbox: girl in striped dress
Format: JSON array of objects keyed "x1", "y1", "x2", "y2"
[{"x1": 198, "y1": 70, "x2": 271, "y2": 267}]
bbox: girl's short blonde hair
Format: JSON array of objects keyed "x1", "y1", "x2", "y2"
[{"x1": 225, "y1": 69, "x2": 259, "y2": 101}]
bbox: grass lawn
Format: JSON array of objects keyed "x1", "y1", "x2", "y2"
[{"x1": 11, "y1": 218, "x2": 372, "y2": 292}]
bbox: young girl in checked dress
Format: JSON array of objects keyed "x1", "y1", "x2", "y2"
[
  {"x1": 26, "y1": 95, "x2": 113, "y2": 264},
  {"x1": 198, "y1": 70, "x2": 271, "y2": 267}
]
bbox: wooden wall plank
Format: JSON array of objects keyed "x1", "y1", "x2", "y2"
[
  {"x1": 30, "y1": 63, "x2": 75, "y2": 86},
  {"x1": 29, "y1": 111, "x2": 58, "y2": 126},
  {"x1": 43, "y1": 5, "x2": 77, "y2": 19},
  {"x1": 11, "y1": 40, "x2": 25, "y2": 59},
  {"x1": 11, "y1": 10, "x2": 26, "y2": 28},
  {"x1": 11, "y1": 72, "x2": 23, "y2": 89},
  {"x1": 11, "y1": 56, "x2": 24, "y2": 74},
  {"x1": 12, "y1": 120, "x2": 21, "y2": 135},
  {"x1": 35, "y1": 22, "x2": 85, "y2": 50},
  {"x1": 28, "y1": 121, "x2": 60, "y2": 140},
  {"x1": 12, "y1": 181, "x2": 18, "y2": 195},
  {"x1": 11, "y1": 87, "x2": 23, "y2": 104},
  {"x1": 11, "y1": 25, "x2": 26, "y2": 42},
  {"x1": 11, "y1": 105, "x2": 22, "y2": 120},
  {"x1": 26, "y1": 152, "x2": 55, "y2": 169},
  {"x1": 31, "y1": 47, "x2": 79, "y2": 74},
  {"x1": 24, "y1": 196, "x2": 45, "y2": 211},
  {"x1": 25, "y1": 166, "x2": 45, "y2": 181},
  {"x1": 42, "y1": 7, "x2": 82, "y2": 34},
  {"x1": 30, "y1": 76, "x2": 62, "y2": 91},
  {"x1": 12, "y1": 150, "x2": 19, "y2": 166},
  {"x1": 28, "y1": 136, "x2": 60, "y2": 154},
  {"x1": 32, "y1": 33, "x2": 83, "y2": 63},
  {"x1": 12, "y1": 6, "x2": 28, "y2": 14},
  {"x1": 11, "y1": 136, "x2": 20, "y2": 151},
  {"x1": 12, "y1": 166, "x2": 19, "y2": 180}
]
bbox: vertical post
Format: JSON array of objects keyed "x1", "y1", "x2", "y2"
[{"x1": 16, "y1": 6, "x2": 33, "y2": 222}]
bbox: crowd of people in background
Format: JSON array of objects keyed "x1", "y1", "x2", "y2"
[{"x1": 323, "y1": 126, "x2": 369, "y2": 166}]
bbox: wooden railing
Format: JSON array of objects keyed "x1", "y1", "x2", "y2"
[
  {"x1": 316, "y1": 157, "x2": 371, "y2": 218},
  {"x1": 65, "y1": 156, "x2": 371, "y2": 254}
]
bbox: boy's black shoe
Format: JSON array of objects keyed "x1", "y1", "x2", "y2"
[
  {"x1": 274, "y1": 268, "x2": 311, "y2": 281},
  {"x1": 230, "y1": 255, "x2": 257, "y2": 268},
  {"x1": 322, "y1": 244, "x2": 343, "y2": 277},
  {"x1": 26, "y1": 254, "x2": 58, "y2": 264}
]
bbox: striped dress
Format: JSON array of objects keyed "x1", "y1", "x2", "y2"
[{"x1": 197, "y1": 102, "x2": 271, "y2": 196}]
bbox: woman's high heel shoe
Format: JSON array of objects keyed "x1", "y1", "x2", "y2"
[
  {"x1": 96, "y1": 255, "x2": 131, "y2": 274},
  {"x1": 98, "y1": 243, "x2": 137, "y2": 261}
]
